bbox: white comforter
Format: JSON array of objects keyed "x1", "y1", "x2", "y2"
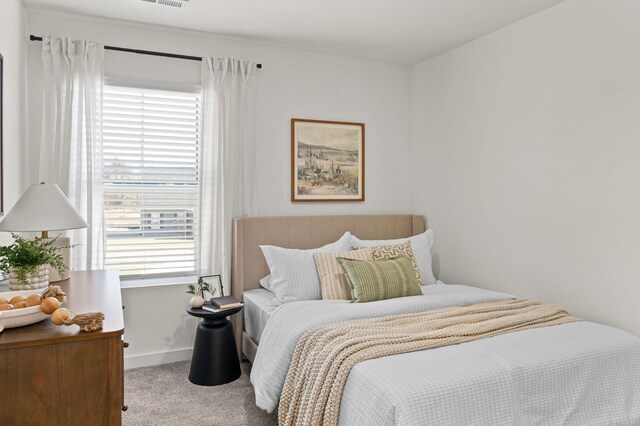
[{"x1": 251, "y1": 283, "x2": 640, "y2": 425}]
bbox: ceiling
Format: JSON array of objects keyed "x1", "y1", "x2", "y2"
[{"x1": 22, "y1": 0, "x2": 566, "y2": 64}]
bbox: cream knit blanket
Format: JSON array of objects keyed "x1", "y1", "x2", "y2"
[{"x1": 278, "y1": 298, "x2": 580, "y2": 426}]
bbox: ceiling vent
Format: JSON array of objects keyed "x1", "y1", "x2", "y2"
[{"x1": 141, "y1": 0, "x2": 189, "y2": 8}]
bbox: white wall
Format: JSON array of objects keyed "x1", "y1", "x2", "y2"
[
  {"x1": 0, "y1": 0, "x2": 26, "y2": 245},
  {"x1": 26, "y1": 10, "x2": 413, "y2": 367},
  {"x1": 26, "y1": 11, "x2": 413, "y2": 214},
  {"x1": 411, "y1": 0, "x2": 640, "y2": 336}
]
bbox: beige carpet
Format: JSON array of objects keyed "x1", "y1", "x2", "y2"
[{"x1": 123, "y1": 361, "x2": 278, "y2": 426}]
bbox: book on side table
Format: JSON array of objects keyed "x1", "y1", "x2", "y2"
[{"x1": 202, "y1": 296, "x2": 243, "y2": 313}]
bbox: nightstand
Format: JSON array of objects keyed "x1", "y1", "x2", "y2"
[{"x1": 186, "y1": 305, "x2": 242, "y2": 386}]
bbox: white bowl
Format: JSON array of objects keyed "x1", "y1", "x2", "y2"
[{"x1": 0, "y1": 289, "x2": 50, "y2": 332}]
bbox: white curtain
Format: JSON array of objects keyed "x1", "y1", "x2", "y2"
[
  {"x1": 199, "y1": 58, "x2": 257, "y2": 294},
  {"x1": 39, "y1": 36, "x2": 105, "y2": 270}
]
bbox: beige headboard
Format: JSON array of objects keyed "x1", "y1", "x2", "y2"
[{"x1": 231, "y1": 214, "x2": 425, "y2": 299}]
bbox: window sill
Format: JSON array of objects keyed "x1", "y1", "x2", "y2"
[
  {"x1": 1, "y1": 276, "x2": 195, "y2": 291},
  {"x1": 120, "y1": 275, "x2": 196, "y2": 290}
]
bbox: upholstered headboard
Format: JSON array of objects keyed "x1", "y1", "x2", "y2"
[{"x1": 231, "y1": 214, "x2": 425, "y2": 299}]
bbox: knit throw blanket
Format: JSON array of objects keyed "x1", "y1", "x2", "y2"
[{"x1": 278, "y1": 298, "x2": 580, "y2": 426}]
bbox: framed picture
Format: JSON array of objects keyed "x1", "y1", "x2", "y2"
[
  {"x1": 291, "y1": 118, "x2": 364, "y2": 202},
  {"x1": 201, "y1": 274, "x2": 224, "y2": 298}
]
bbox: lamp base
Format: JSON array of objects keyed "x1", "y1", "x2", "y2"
[{"x1": 48, "y1": 236, "x2": 71, "y2": 282}]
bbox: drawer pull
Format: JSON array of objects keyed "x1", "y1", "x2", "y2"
[
  {"x1": 123, "y1": 341, "x2": 129, "y2": 348},
  {"x1": 122, "y1": 405, "x2": 128, "y2": 411}
]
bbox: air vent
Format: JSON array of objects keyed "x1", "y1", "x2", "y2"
[{"x1": 141, "y1": 0, "x2": 189, "y2": 8}]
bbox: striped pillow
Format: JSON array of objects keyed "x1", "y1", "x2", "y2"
[
  {"x1": 337, "y1": 256, "x2": 422, "y2": 303},
  {"x1": 314, "y1": 248, "x2": 373, "y2": 300},
  {"x1": 370, "y1": 241, "x2": 423, "y2": 285},
  {"x1": 260, "y1": 232, "x2": 354, "y2": 306}
]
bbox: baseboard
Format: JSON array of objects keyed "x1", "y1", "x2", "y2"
[{"x1": 125, "y1": 347, "x2": 193, "y2": 370}]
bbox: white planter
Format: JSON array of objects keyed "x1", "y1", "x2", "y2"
[
  {"x1": 8, "y1": 265, "x2": 50, "y2": 291},
  {"x1": 190, "y1": 295, "x2": 205, "y2": 308}
]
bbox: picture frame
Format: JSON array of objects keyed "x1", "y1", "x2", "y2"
[
  {"x1": 201, "y1": 274, "x2": 224, "y2": 298},
  {"x1": 291, "y1": 118, "x2": 365, "y2": 202}
]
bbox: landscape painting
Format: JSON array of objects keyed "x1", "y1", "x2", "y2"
[{"x1": 291, "y1": 118, "x2": 364, "y2": 202}]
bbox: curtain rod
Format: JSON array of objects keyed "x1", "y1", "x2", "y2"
[{"x1": 29, "y1": 35, "x2": 262, "y2": 69}]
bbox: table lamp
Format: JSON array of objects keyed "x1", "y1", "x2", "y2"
[{"x1": 0, "y1": 183, "x2": 88, "y2": 282}]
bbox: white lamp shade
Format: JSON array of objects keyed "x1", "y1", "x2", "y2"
[{"x1": 0, "y1": 183, "x2": 88, "y2": 232}]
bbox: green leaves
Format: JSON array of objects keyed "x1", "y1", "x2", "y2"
[
  {"x1": 186, "y1": 276, "x2": 217, "y2": 298},
  {"x1": 0, "y1": 233, "x2": 69, "y2": 285},
  {"x1": 198, "y1": 277, "x2": 213, "y2": 295}
]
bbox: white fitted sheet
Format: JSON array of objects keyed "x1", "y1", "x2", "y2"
[{"x1": 243, "y1": 288, "x2": 277, "y2": 344}]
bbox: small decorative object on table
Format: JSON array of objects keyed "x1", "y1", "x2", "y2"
[
  {"x1": 202, "y1": 295, "x2": 243, "y2": 312},
  {"x1": 0, "y1": 290, "x2": 48, "y2": 332},
  {"x1": 0, "y1": 234, "x2": 68, "y2": 290},
  {"x1": 56, "y1": 311, "x2": 105, "y2": 332},
  {"x1": 42, "y1": 284, "x2": 104, "y2": 332},
  {"x1": 0, "y1": 283, "x2": 103, "y2": 333},
  {"x1": 41, "y1": 284, "x2": 66, "y2": 302},
  {"x1": 200, "y1": 274, "x2": 223, "y2": 296},
  {"x1": 0, "y1": 285, "x2": 66, "y2": 332},
  {"x1": 187, "y1": 275, "x2": 220, "y2": 308}
]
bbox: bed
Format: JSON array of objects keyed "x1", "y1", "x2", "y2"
[
  {"x1": 230, "y1": 214, "x2": 426, "y2": 362},
  {"x1": 230, "y1": 215, "x2": 640, "y2": 425}
]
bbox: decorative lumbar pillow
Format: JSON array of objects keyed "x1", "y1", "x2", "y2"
[
  {"x1": 337, "y1": 256, "x2": 422, "y2": 303},
  {"x1": 314, "y1": 247, "x2": 373, "y2": 300},
  {"x1": 260, "y1": 232, "x2": 354, "y2": 306},
  {"x1": 351, "y1": 229, "x2": 436, "y2": 285},
  {"x1": 370, "y1": 241, "x2": 423, "y2": 285}
]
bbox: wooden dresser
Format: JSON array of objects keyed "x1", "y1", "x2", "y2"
[{"x1": 0, "y1": 270, "x2": 125, "y2": 426}]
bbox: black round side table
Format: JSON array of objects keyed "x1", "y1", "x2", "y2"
[{"x1": 186, "y1": 305, "x2": 242, "y2": 386}]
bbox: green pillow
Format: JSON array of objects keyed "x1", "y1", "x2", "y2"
[{"x1": 337, "y1": 255, "x2": 422, "y2": 303}]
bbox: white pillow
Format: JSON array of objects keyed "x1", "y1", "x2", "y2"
[
  {"x1": 260, "y1": 232, "x2": 354, "y2": 306},
  {"x1": 351, "y1": 229, "x2": 436, "y2": 285},
  {"x1": 259, "y1": 275, "x2": 273, "y2": 292}
]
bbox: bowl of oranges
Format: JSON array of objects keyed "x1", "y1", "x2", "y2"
[{"x1": 0, "y1": 289, "x2": 62, "y2": 332}]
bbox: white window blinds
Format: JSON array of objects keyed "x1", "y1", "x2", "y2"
[{"x1": 103, "y1": 85, "x2": 201, "y2": 278}]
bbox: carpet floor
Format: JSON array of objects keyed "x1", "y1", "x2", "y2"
[{"x1": 123, "y1": 361, "x2": 278, "y2": 426}]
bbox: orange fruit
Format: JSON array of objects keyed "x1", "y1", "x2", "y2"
[
  {"x1": 51, "y1": 308, "x2": 70, "y2": 325},
  {"x1": 40, "y1": 297, "x2": 60, "y2": 315},
  {"x1": 13, "y1": 301, "x2": 27, "y2": 309},
  {"x1": 10, "y1": 295, "x2": 25, "y2": 305},
  {"x1": 25, "y1": 294, "x2": 42, "y2": 307}
]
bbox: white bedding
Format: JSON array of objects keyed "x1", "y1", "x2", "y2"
[
  {"x1": 243, "y1": 288, "x2": 276, "y2": 344},
  {"x1": 251, "y1": 283, "x2": 640, "y2": 425}
]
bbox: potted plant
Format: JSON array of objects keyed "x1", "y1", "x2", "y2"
[
  {"x1": 0, "y1": 234, "x2": 68, "y2": 290},
  {"x1": 186, "y1": 277, "x2": 218, "y2": 308}
]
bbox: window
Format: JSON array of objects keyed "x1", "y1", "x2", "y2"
[{"x1": 103, "y1": 85, "x2": 200, "y2": 278}]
